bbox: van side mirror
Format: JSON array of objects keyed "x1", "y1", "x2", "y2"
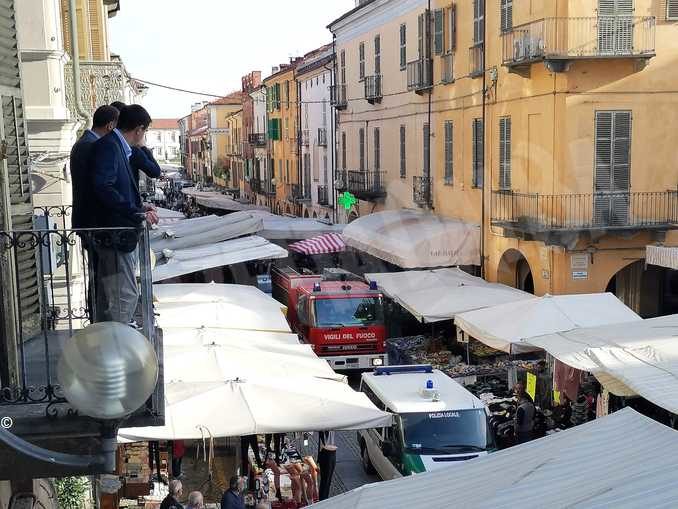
[{"x1": 381, "y1": 441, "x2": 393, "y2": 457}]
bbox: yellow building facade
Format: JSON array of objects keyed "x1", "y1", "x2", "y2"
[
  {"x1": 264, "y1": 63, "x2": 300, "y2": 215},
  {"x1": 331, "y1": 0, "x2": 678, "y2": 316}
]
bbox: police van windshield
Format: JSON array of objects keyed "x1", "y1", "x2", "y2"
[
  {"x1": 401, "y1": 409, "x2": 494, "y2": 454},
  {"x1": 314, "y1": 297, "x2": 383, "y2": 327}
]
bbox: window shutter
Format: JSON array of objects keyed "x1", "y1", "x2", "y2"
[
  {"x1": 342, "y1": 131, "x2": 347, "y2": 170},
  {"x1": 448, "y1": 4, "x2": 457, "y2": 51},
  {"x1": 88, "y1": 0, "x2": 105, "y2": 60},
  {"x1": 374, "y1": 35, "x2": 381, "y2": 75},
  {"x1": 60, "y1": 0, "x2": 72, "y2": 56},
  {"x1": 594, "y1": 112, "x2": 613, "y2": 193},
  {"x1": 444, "y1": 120, "x2": 453, "y2": 184},
  {"x1": 359, "y1": 128, "x2": 365, "y2": 172},
  {"x1": 359, "y1": 42, "x2": 365, "y2": 79},
  {"x1": 374, "y1": 127, "x2": 380, "y2": 171},
  {"x1": 400, "y1": 125, "x2": 406, "y2": 178},
  {"x1": 668, "y1": 0, "x2": 678, "y2": 20},
  {"x1": 472, "y1": 118, "x2": 484, "y2": 187},
  {"x1": 499, "y1": 117, "x2": 512, "y2": 189},
  {"x1": 434, "y1": 9, "x2": 444, "y2": 55},
  {"x1": 500, "y1": 0, "x2": 513, "y2": 33},
  {"x1": 423, "y1": 123, "x2": 430, "y2": 175},
  {"x1": 0, "y1": 0, "x2": 40, "y2": 348},
  {"x1": 418, "y1": 13, "x2": 424, "y2": 58},
  {"x1": 400, "y1": 24, "x2": 407, "y2": 69}
]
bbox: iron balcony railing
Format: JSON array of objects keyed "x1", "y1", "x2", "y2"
[
  {"x1": 249, "y1": 133, "x2": 266, "y2": 147},
  {"x1": 406, "y1": 58, "x2": 433, "y2": 92},
  {"x1": 364, "y1": 75, "x2": 383, "y2": 103},
  {"x1": 442, "y1": 53, "x2": 454, "y2": 84},
  {"x1": 0, "y1": 206, "x2": 161, "y2": 421},
  {"x1": 317, "y1": 128, "x2": 328, "y2": 147},
  {"x1": 469, "y1": 43, "x2": 485, "y2": 77},
  {"x1": 501, "y1": 16, "x2": 656, "y2": 66},
  {"x1": 318, "y1": 185, "x2": 330, "y2": 206},
  {"x1": 330, "y1": 84, "x2": 348, "y2": 109},
  {"x1": 291, "y1": 183, "x2": 311, "y2": 202},
  {"x1": 491, "y1": 190, "x2": 678, "y2": 232},
  {"x1": 347, "y1": 170, "x2": 386, "y2": 200},
  {"x1": 413, "y1": 176, "x2": 433, "y2": 207}
]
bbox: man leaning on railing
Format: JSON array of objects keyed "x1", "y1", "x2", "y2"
[{"x1": 90, "y1": 104, "x2": 159, "y2": 325}]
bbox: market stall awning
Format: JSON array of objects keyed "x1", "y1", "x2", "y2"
[
  {"x1": 162, "y1": 327, "x2": 307, "y2": 352},
  {"x1": 151, "y1": 212, "x2": 263, "y2": 256},
  {"x1": 249, "y1": 211, "x2": 345, "y2": 240},
  {"x1": 181, "y1": 188, "x2": 268, "y2": 212},
  {"x1": 646, "y1": 245, "x2": 678, "y2": 270},
  {"x1": 528, "y1": 314, "x2": 678, "y2": 413},
  {"x1": 308, "y1": 408, "x2": 678, "y2": 509},
  {"x1": 289, "y1": 233, "x2": 345, "y2": 255},
  {"x1": 342, "y1": 209, "x2": 480, "y2": 268},
  {"x1": 366, "y1": 268, "x2": 532, "y2": 323},
  {"x1": 118, "y1": 375, "x2": 393, "y2": 441},
  {"x1": 152, "y1": 235, "x2": 287, "y2": 282},
  {"x1": 455, "y1": 293, "x2": 641, "y2": 354},
  {"x1": 155, "y1": 207, "x2": 185, "y2": 226}
]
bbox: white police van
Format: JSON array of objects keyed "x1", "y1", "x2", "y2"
[{"x1": 358, "y1": 365, "x2": 495, "y2": 479}]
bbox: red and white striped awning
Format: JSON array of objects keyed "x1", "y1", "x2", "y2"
[{"x1": 288, "y1": 233, "x2": 345, "y2": 255}]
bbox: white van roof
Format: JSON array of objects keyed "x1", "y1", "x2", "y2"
[{"x1": 361, "y1": 365, "x2": 485, "y2": 414}]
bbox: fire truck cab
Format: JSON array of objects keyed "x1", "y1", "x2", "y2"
[{"x1": 272, "y1": 267, "x2": 388, "y2": 371}]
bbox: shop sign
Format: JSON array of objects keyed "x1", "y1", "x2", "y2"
[
  {"x1": 571, "y1": 253, "x2": 590, "y2": 270},
  {"x1": 572, "y1": 270, "x2": 588, "y2": 280},
  {"x1": 526, "y1": 372, "x2": 536, "y2": 401}
]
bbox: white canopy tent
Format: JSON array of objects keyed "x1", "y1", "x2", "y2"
[
  {"x1": 528, "y1": 314, "x2": 678, "y2": 413},
  {"x1": 454, "y1": 293, "x2": 641, "y2": 354},
  {"x1": 248, "y1": 210, "x2": 344, "y2": 240},
  {"x1": 161, "y1": 328, "x2": 304, "y2": 351},
  {"x1": 152, "y1": 236, "x2": 287, "y2": 282},
  {"x1": 308, "y1": 408, "x2": 678, "y2": 509},
  {"x1": 342, "y1": 209, "x2": 480, "y2": 268},
  {"x1": 646, "y1": 244, "x2": 678, "y2": 270},
  {"x1": 366, "y1": 268, "x2": 532, "y2": 322},
  {"x1": 150, "y1": 213, "x2": 263, "y2": 256},
  {"x1": 153, "y1": 282, "x2": 285, "y2": 309},
  {"x1": 150, "y1": 215, "x2": 222, "y2": 240},
  {"x1": 118, "y1": 376, "x2": 393, "y2": 441},
  {"x1": 182, "y1": 188, "x2": 268, "y2": 212}
]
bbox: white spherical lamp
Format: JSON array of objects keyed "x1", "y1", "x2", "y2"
[{"x1": 57, "y1": 322, "x2": 159, "y2": 420}]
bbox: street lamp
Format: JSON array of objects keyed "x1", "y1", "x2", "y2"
[{"x1": 0, "y1": 322, "x2": 159, "y2": 472}]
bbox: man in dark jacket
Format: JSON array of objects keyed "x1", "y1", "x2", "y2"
[
  {"x1": 90, "y1": 104, "x2": 158, "y2": 324},
  {"x1": 221, "y1": 476, "x2": 245, "y2": 509},
  {"x1": 111, "y1": 101, "x2": 162, "y2": 183},
  {"x1": 514, "y1": 382, "x2": 536, "y2": 444},
  {"x1": 70, "y1": 105, "x2": 119, "y2": 229},
  {"x1": 160, "y1": 480, "x2": 183, "y2": 509}
]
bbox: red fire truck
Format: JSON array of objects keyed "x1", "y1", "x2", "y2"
[{"x1": 272, "y1": 266, "x2": 388, "y2": 371}]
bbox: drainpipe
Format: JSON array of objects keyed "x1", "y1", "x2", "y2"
[
  {"x1": 480, "y1": 0, "x2": 487, "y2": 278},
  {"x1": 426, "y1": 0, "x2": 432, "y2": 208},
  {"x1": 331, "y1": 34, "x2": 338, "y2": 223},
  {"x1": 68, "y1": 0, "x2": 90, "y2": 127}
]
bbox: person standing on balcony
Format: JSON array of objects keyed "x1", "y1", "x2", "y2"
[
  {"x1": 111, "y1": 101, "x2": 162, "y2": 183},
  {"x1": 90, "y1": 104, "x2": 159, "y2": 324}
]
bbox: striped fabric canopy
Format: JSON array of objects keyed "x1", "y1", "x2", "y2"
[{"x1": 288, "y1": 233, "x2": 345, "y2": 255}]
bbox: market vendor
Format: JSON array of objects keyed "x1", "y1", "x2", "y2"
[{"x1": 514, "y1": 382, "x2": 536, "y2": 444}]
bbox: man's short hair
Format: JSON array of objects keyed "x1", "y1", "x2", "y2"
[
  {"x1": 110, "y1": 101, "x2": 126, "y2": 112},
  {"x1": 187, "y1": 491, "x2": 203, "y2": 508},
  {"x1": 229, "y1": 475, "x2": 239, "y2": 490},
  {"x1": 117, "y1": 104, "x2": 152, "y2": 132},
  {"x1": 92, "y1": 105, "x2": 119, "y2": 129},
  {"x1": 169, "y1": 479, "x2": 182, "y2": 496}
]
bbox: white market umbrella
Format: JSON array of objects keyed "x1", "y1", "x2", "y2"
[
  {"x1": 163, "y1": 343, "x2": 344, "y2": 382},
  {"x1": 161, "y1": 327, "x2": 303, "y2": 351},
  {"x1": 454, "y1": 293, "x2": 641, "y2": 354},
  {"x1": 118, "y1": 376, "x2": 392, "y2": 441}
]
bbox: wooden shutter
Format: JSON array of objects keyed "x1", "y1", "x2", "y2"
[
  {"x1": 359, "y1": 42, "x2": 365, "y2": 79},
  {"x1": 448, "y1": 4, "x2": 457, "y2": 51},
  {"x1": 374, "y1": 35, "x2": 381, "y2": 75},
  {"x1": 60, "y1": 0, "x2": 72, "y2": 56},
  {"x1": 499, "y1": 117, "x2": 512, "y2": 189},
  {"x1": 434, "y1": 9, "x2": 444, "y2": 55},
  {"x1": 0, "y1": 0, "x2": 40, "y2": 357},
  {"x1": 374, "y1": 127, "x2": 380, "y2": 171},
  {"x1": 501, "y1": 0, "x2": 513, "y2": 32},
  {"x1": 423, "y1": 123, "x2": 430, "y2": 175},
  {"x1": 400, "y1": 24, "x2": 407, "y2": 69},
  {"x1": 342, "y1": 131, "x2": 346, "y2": 170},
  {"x1": 88, "y1": 0, "x2": 104, "y2": 60},
  {"x1": 668, "y1": 0, "x2": 678, "y2": 20},
  {"x1": 418, "y1": 13, "x2": 424, "y2": 58},
  {"x1": 444, "y1": 120, "x2": 453, "y2": 183},
  {"x1": 472, "y1": 118, "x2": 484, "y2": 187},
  {"x1": 359, "y1": 128, "x2": 365, "y2": 172},
  {"x1": 400, "y1": 125, "x2": 406, "y2": 178}
]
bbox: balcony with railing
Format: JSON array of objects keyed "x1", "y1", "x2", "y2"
[
  {"x1": 249, "y1": 133, "x2": 266, "y2": 147},
  {"x1": 0, "y1": 206, "x2": 163, "y2": 478},
  {"x1": 469, "y1": 43, "x2": 485, "y2": 77},
  {"x1": 291, "y1": 183, "x2": 311, "y2": 203},
  {"x1": 501, "y1": 17, "x2": 656, "y2": 74},
  {"x1": 442, "y1": 53, "x2": 454, "y2": 84},
  {"x1": 346, "y1": 170, "x2": 386, "y2": 201},
  {"x1": 364, "y1": 75, "x2": 383, "y2": 104},
  {"x1": 413, "y1": 176, "x2": 433, "y2": 207},
  {"x1": 317, "y1": 128, "x2": 328, "y2": 147},
  {"x1": 331, "y1": 84, "x2": 348, "y2": 109},
  {"x1": 407, "y1": 59, "x2": 433, "y2": 93},
  {"x1": 491, "y1": 190, "x2": 678, "y2": 243},
  {"x1": 318, "y1": 185, "x2": 331, "y2": 206}
]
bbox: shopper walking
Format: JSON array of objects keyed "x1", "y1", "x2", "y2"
[
  {"x1": 221, "y1": 476, "x2": 245, "y2": 509},
  {"x1": 240, "y1": 434, "x2": 263, "y2": 476},
  {"x1": 317, "y1": 431, "x2": 337, "y2": 501},
  {"x1": 159, "y1": 480, "x2": 183, "y2": 509},
  {"x1": 90, "y1": 104, "x2": 158, "y2": 324},
  {"x1": 514, "y1": 382, "x2": 536, "y2": 444},
  {"x1": 171, "y1": 439, "x2": 186, "y2": 479}
]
